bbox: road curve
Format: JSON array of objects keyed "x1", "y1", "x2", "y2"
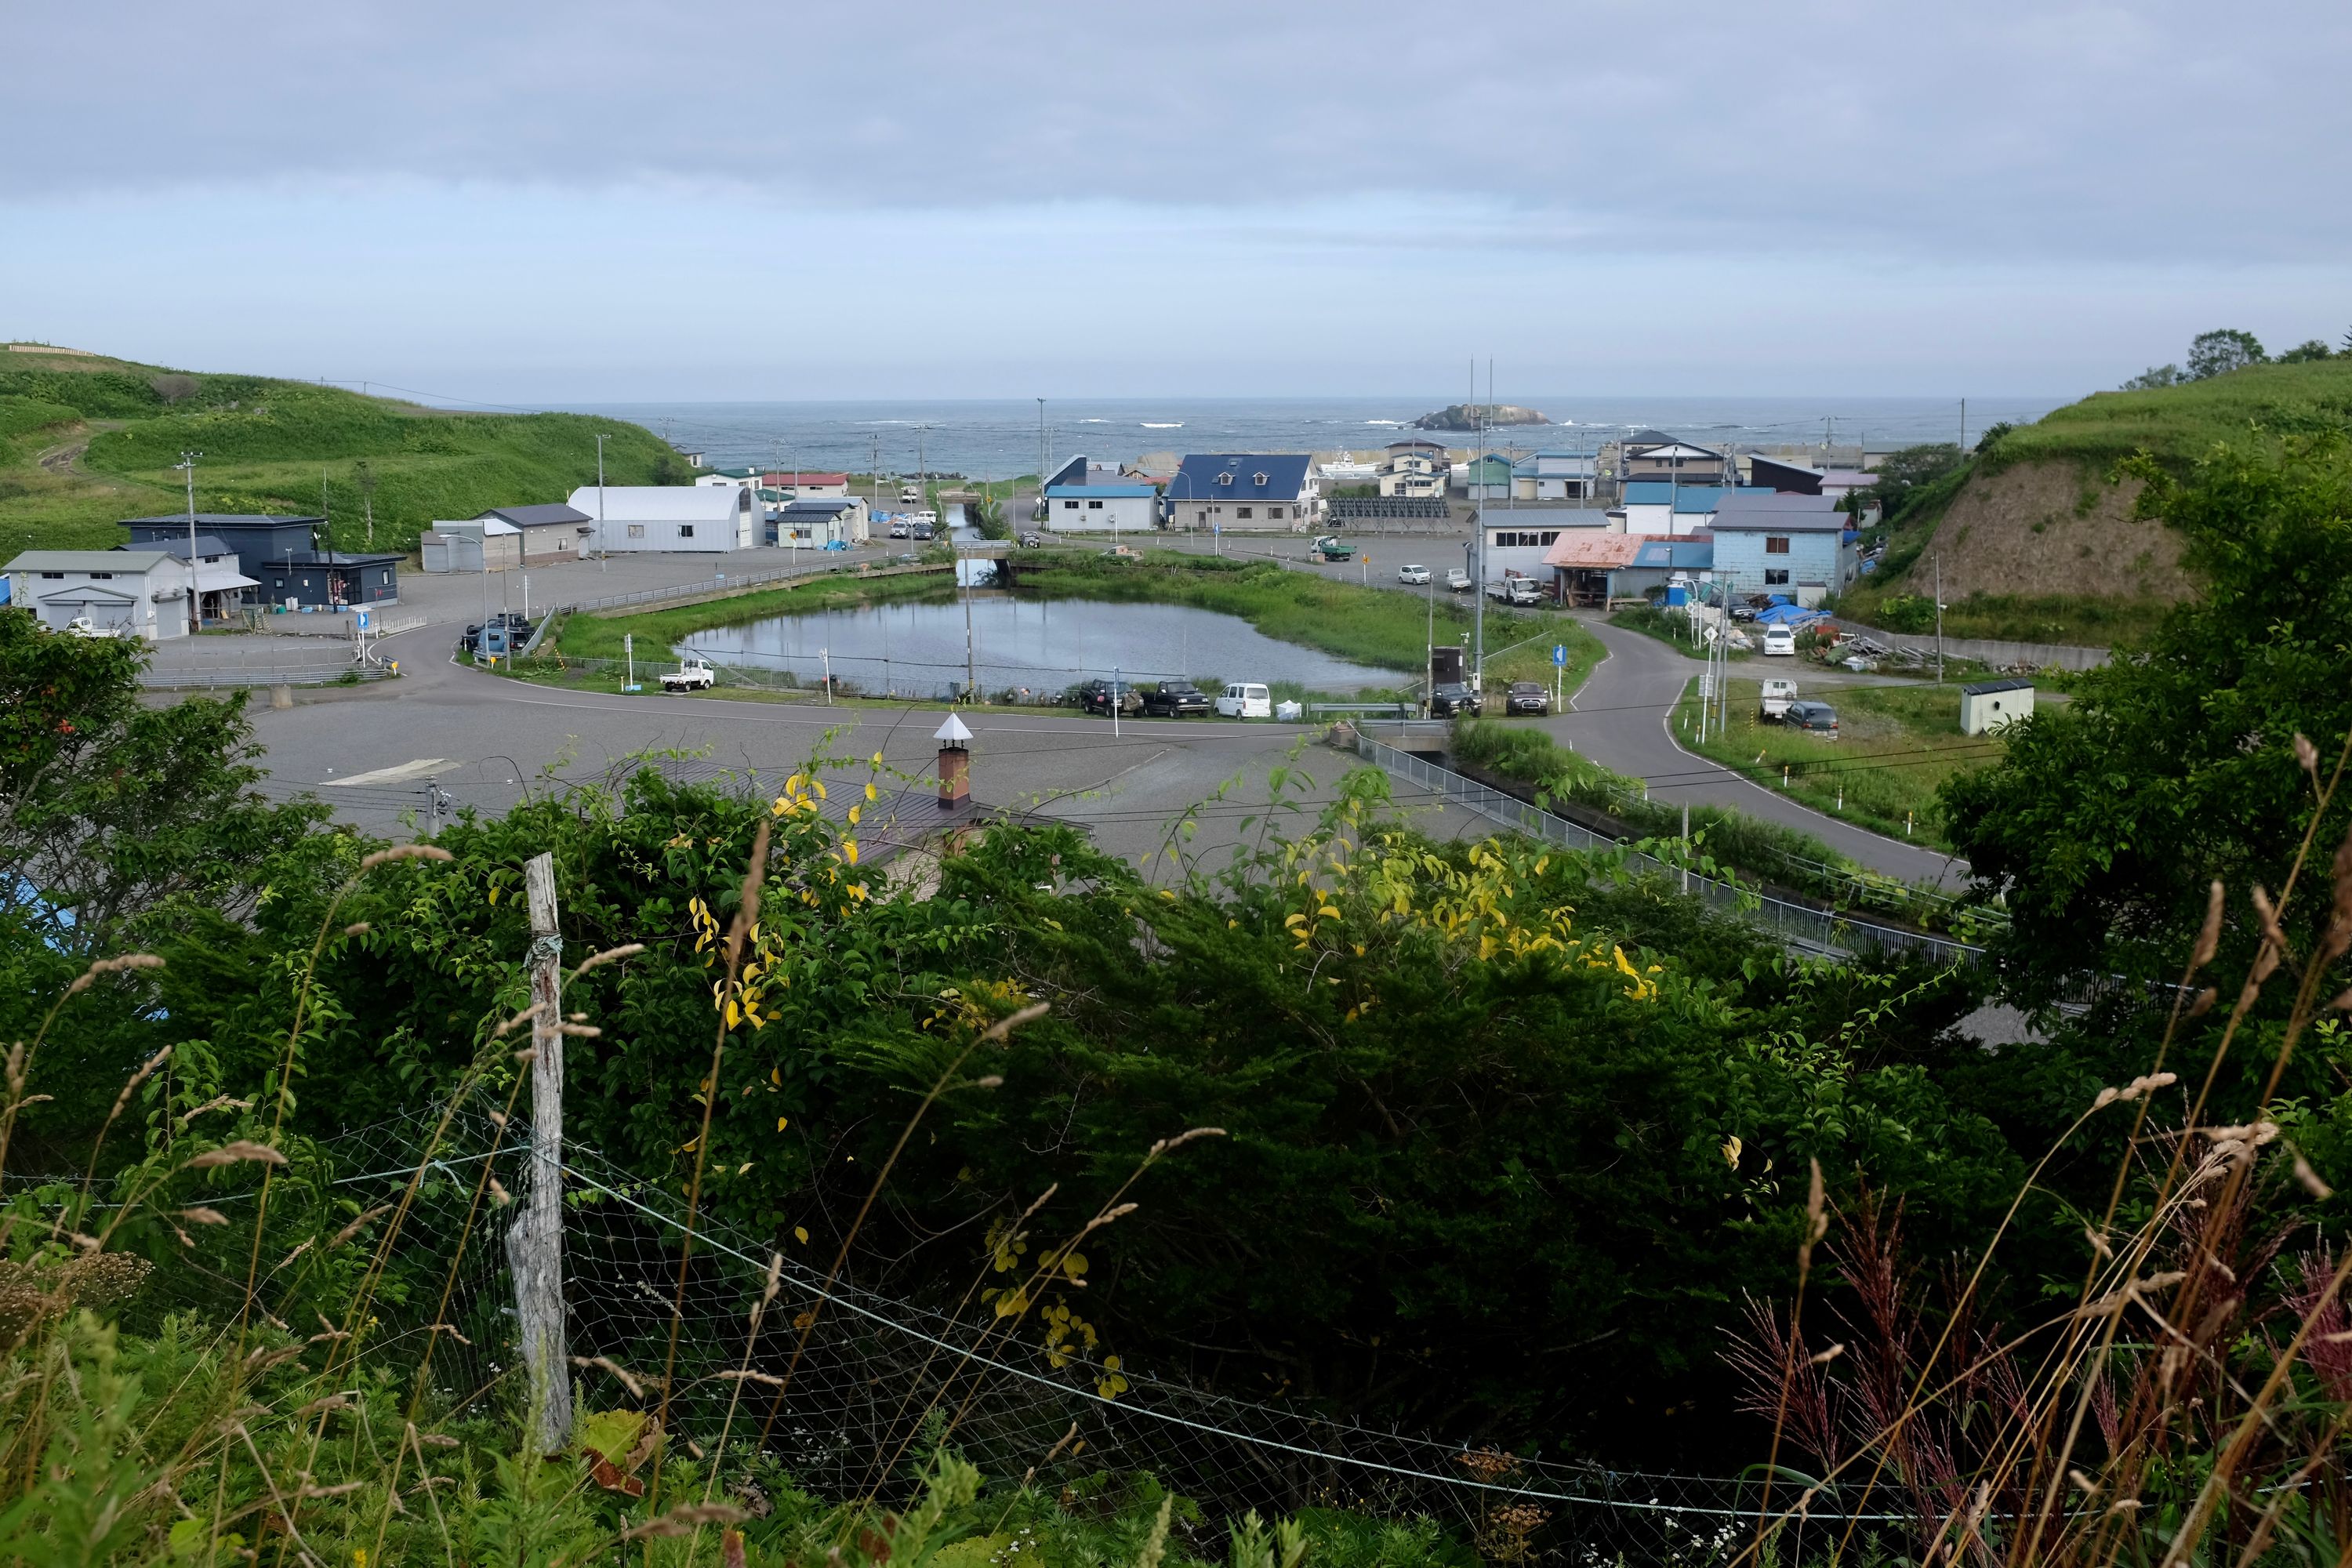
[{"x1": 1543, "y1": 614, "x2": 1966, "y2": 887}]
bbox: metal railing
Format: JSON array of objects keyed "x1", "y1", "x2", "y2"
[
  {"x1": 1354, "y1": 733, "x2": 1988, "y2": 967},
  {"x1": 563, "y1": 556, "x2": 937, "y2": 615},
  {"x1": 139, "y1": 665, "x2": 394, "y2": 690}
]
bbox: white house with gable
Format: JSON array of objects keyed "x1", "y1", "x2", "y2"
[
  {"x1": 4, "y1": 549, "x2": 192, "y2": 639},
  {"x1": 567, "y1": 485, "x2": 757, "y2": 553}
]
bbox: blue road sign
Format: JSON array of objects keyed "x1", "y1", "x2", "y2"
[{"x1": 1552, "y1": 644, "x2": 1568, "y2": 667}]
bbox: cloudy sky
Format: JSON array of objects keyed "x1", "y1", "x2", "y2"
[{"x1": 4, "y1": 1, "x2": 2346, "y2": 401}]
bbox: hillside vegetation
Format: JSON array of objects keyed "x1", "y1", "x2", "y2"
[
  {"x1": 0, "y1": 343, "x2": 677, "y2": 554},
  {"x1": 1842, "y1": 357, "x2": 2352, "y2": 644}
]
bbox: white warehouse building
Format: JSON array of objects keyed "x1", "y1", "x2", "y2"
[{"x1": 566, "y1": 485, "x2": 757, "y2": 554}]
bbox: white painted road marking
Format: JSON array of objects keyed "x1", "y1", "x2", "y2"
[{"x1": 323, "y1": 758, "x2": 454, "y2": 787}]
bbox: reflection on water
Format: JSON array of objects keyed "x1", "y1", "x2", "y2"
[{"x1": 677, "y1": 596, "x2": 1399, "y2": 698}]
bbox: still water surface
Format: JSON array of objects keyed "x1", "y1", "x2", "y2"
[{"x1": 677, "y1": 597, "x2": 1400, "y2": 697}]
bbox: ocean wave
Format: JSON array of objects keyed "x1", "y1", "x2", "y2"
[
  {"x1": 1076, "y1": 418, "x2": 1111, "y2": 423},
  {"x1": 1141, "y1": 422, "x2": 1182, "y2": 429},
  {"x1": 1364, "y1": 419, "x2": 1405, "y2": 426}
]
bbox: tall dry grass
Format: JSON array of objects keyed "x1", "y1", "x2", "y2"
[{"x1": 1729, "y1": 730, "x2": 2352, "y2": 1566}]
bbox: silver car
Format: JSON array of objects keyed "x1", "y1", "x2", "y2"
[{"x1": 1398, "y1": 564, "x2": 1431, "y2": 585}]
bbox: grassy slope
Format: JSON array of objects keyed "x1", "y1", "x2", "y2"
[
  {"x1": 1670, "y1": 677, "x2": 2019, "y2": 848},
  {"x1": 0, "y1": 346, "x2": 676, "y2": 554},
  {"x1": 1842, "y1": 358, "x2": 2352, "y2": 644}
]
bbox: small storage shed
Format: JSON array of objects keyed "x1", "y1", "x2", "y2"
[{"x1": 1960, "y1": 677, "x2": 2035, "y2": 735}]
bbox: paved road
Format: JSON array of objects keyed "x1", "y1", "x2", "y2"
[
  {"x1": 1547, "y1": 614, "x2": 1965, "y2": 886},
  {"x1": 241, "y1": 586, "x2": 1486, "y2": 864}
]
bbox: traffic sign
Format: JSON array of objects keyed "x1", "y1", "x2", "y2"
[
  {"x1": 354, "y1": 608, "x2": 371, "y2": 633},
  {"x1": 1552, "y1": 643, "x2": 1567, "y2": 667}
]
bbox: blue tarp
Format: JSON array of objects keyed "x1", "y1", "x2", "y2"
[{"x1": 1754, "y1": 603, "x2": 1827, "y2": 626}]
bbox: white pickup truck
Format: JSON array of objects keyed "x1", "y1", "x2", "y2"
[
  {"x1": 1486, "y1": 575, "x2": 1544, "y2": 606},
  {"x1": 1759, "y1": 677, "x2": 1798, "y2": 720},
  {"x1": 660, "y1": 656, "x2": 716, "y2": 691}
]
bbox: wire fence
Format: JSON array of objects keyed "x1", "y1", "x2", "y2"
[
  {"x1": 89, "y1": 1102, "x2": 1900, "y2": 1563},
  {"x1": 136, "y1": 664, "x2": 394, "y2": 690},
  {"x1": 566, "y1": 560, "x2": 942, "y2": 615}
]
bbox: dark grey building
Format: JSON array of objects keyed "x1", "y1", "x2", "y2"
[{"x1": 120, "y1": 514, "x2": 400, "y2": 608}]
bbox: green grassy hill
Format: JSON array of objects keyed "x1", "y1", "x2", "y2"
[
  {"x1": 0, "y1": 343, "x2": 680, "y2": 555},
  {"x1": 1842, "y1": 358, "x2": 2352, "y2": 644}
]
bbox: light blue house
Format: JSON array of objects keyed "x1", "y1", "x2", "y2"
[{"x1": 1707, "y1": 491, "x2": 1855, "y2": 605}]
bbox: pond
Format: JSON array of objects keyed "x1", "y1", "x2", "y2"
[{"x1": 676, "y1": 596, "x2": 1403, "y2": 699}]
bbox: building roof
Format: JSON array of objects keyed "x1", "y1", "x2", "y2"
[
  {"x1": 764, "y1": 472, "x2": 849, "y2": 487},
  {"x1": 1622, "y1": 482, "x2": 1744, "y2": 511},
  {"x1": 1709, "y1": 490, "x2": 1846, "y2": 531},
  {"x1": 1629, "y1": 538, "x2": 1715, "y2": 570},
  {"x1": 1514, "y1": 453, "x2": 1598, "y2": 477},
  {"x1": 1748, "y1": 454, "x2": 1824, "y2": 480},
  {"x1": 1045, "y1": 483, "x2": 1160, "y2": 499},
  {"x1": 1817, "y1": 470, "x2": 1879, "y2": 492},
  {"x1": 291, "y1": 550, "x2": 404, "y2": 567},
  {"x1": 8, "y1": 549, "x2": 180, "y2": 572},
  {"x1": 114, "y1": 535, "x2": 233, "y2": 559},
  {"x1": 565, "y1": 485, "x2": 752, "y2": 520},
  {"x1": 481, "y1": 503, "x2": 593, "y2": 529},
  {"x1": 122, "y1": 513, "x2": 319, "y2": 530},
  {"x1": 1384, "y1": 437, "x2": 1448, "y2": 452},
  {"x1": 1626, "y1": 441, "x2": 1725, "y2": 462},
  {"x1": 1542, "y1": 533, "x2": 1648, "y2": 570},
  {"x1": 1961, "y1": 677, "x2": 2035, "y2": 696},
  {"x1": 1168, "y1": 454, "x2": 1313, "y2": 501},
  {"x1": 1624, "y1": 429, "x2": 1679, "y2": 448},
  {"x1": 778, "y1": 499, "x2": 862, "y2": 514}
]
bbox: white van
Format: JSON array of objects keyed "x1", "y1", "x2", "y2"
[
  {"x1": 898, "y1": 484, "x2": 922, "y2": 504},
  {"x1": 1214, "y1": 682, "x2": 1272, "y2": 719},
  {"x1": 1758, "y1": 677, "x2": 1798, "y2": 720},
  {"x1": 1762, "y1": 626, "x2": 1797, "y2": 656}
]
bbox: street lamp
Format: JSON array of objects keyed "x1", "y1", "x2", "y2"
[
  {"x1": 593, "y1": 433, "x2": 611, "y2": 572},
  {"x1": 172, "y1": 450, "x2": 202, "y2": 633}
]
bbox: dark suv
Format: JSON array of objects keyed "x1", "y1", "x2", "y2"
[
  {"x1": 1075, "y1": 678, "x2": 1141, "y2": 716},
  {"x1": 1139, "y1": 681, "x2": 1210, "y2": 717},
  {"x1": 1430, "y1": 681, "x2": 1482, "y2": 717},
  {"x1": 1503, "y1": 681, "x2": 1548, "y2": 715}
]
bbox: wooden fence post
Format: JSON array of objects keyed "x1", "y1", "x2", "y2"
[{"x1": 507, "y1": 851, "x2": 572, "y2": 1451}]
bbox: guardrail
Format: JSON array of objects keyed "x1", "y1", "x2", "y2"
[
  {"x1": 1353, "y1": 732, "x2": 1988, "y2": 967},
  {"x1": 139, "y1": 665, "x2": 393, "y2": 690},
  {"x1": 564, "y1": 556, "x2": 935, "y2": 615}
]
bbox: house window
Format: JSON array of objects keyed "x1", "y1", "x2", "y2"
[
  {"x1": 1063, "y1": 499, "x2": 1079, "y2": 510},
  {"x1": 1087, "y1": 499, "x2": 1103, "y2": 510},
  {"x1": 1236, "y1": 506, "x2": 1254, "y2": 520},
  {"x1": 41, "y1": 571, "x2": 63, "y2": 579},
  {"x1": 1270, "y1": 506, "x2": 1286, "y2": 520},
  {"x1": 679, "y1": 524, "x2": 695, "y2": 539},
  {"x1": 1765, "y1": 536, "x2": 1791, "y2": 554},
  {"x1": 1765, "y1": 568, "x2": 1791, "y2": 586},
  {"x1": 626, "y1": 524, "x2": 646, "y2": 539},
  {"x1": 1541, "y1": 532, "x2": 1559, "y2": 545},
  {"x1": 91, "y1": 572, "x2": 113, "y2": 579}
]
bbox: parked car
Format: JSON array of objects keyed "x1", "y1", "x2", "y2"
[
  {"x1": 1018, "y1": 531, "x2": 1043, "y2": 547},
  {"x1": 1139, "y1": 681, "x2": 1211, "y2": 717},
  {"x1": 888, "y1": 519, "x2": 910, "y2": 539},
  {"x1": 1486, "y1": 576, "x2": 1542, "y2": 606},
  {"x1": 1730, "y1": 604, "x2": 1759, "y2": 622},
  {"x1": 1503, "y1": 681, "x2": 1548, "y2": 715},
  {"x1": 1429, "y1": 681, "x2": 1482, "y2": 717},
  {"x1": 660, "y1": 656, "x2": 716, "y2": 692},
  {"x1": 1445, "y1": 567, "x2": 1472, "y2": 592},
  {"x1": 1397, "y1": 564, "x2": 1431, "y2": 585},
  {"x1": 1762, "y1": 625, "x2": 1797, "y2": 656},
  {"x1": 1759, "y1": 677, "x2": 1798, "y2": 720},
  {"x1": 899, "y1": 484, "x2": 922, "y2": 503},
  {"x1": 1311, "y1": 534, "x2": 1354, "y2": 561},
  {"x1": 1785, "y1": 699, "x2": 1839, "y2": 738},
  {"x1": 1214, "y1": 681, "x2": 1272, "y2": 719},
  {"x1": 909, "y1": 521, "x2": 935, "y2": 542},
  {"x1": 1075, "y1": 678, "x2": 1141, "y2": 716}
]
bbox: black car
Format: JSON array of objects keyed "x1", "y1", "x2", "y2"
[
  {"x1": 1503, "y1": 681, "x2": 1548, "y2": 715},
  {"x1": 1139, "y1": 681, "x2": 1210, "y2": 717},
  {"x1": 1075, "y1": 678, "x2": 1142, "y2": 716},
  {"x1": 1430, "y1": 681, "x2": 1482, "y2": 717}
]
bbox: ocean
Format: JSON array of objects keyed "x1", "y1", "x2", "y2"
[{"x1": 547, "y1": 395, "x2": 2066, "y2": 481}]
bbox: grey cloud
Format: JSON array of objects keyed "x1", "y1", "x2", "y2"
[{"x1": 6, "y1": 0, "x2": 2348, "y2": 264}]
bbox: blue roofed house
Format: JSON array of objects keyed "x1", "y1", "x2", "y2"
[
  {"x1": 1167, "y1": 454, "x2": 1318, "y2": 533},
  {"x1": 1512, "y1": 452, "x2": 1599, "y2": 500},
  {"x1": 1042, "y1": 456, "x2": 1162, "y2": 535},
  {"x1": 1613, "y1": 535, "x2": 1715, "y2": 600},
  {"x1": 1706, "y1": 491, "x2": 1855, "y2": 605},
  {"x1": 1621, "y1": 482, "x2": 1759, "y2": 537}
]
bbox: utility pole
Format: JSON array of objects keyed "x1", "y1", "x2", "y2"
[
  {"x1": 1036, "y1": 397, "x2": 1047, "y2": 521},
  {"x1": 1935, "y1": 552, "x2": 1945, "y2": 684},
  {"x1": 593, "y1": 434, "x2": 610, "y2": 572},
  {"x1": 506, "y1": 851, "x2": 572, "y2": 1454},
  {"x1": 173, "y1": 451, "x2": 202, "y2": 633},
  {"x1": 1959, "y1": 397, "x2": 1967, "y2": 452}
]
